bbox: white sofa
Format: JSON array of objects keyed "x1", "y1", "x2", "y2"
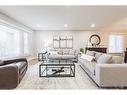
[
  {"x1": 47, "y1": 49, "x2": 78, "y2": 62},
  {"x1": 79, "y1": 50, "x2": 127, "y2": 88}
]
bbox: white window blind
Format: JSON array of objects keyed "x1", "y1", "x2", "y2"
[
  {"x1": 0, "y1": 25, "x2": 20, "y2": 58},
  {"x1": 108, "y1": 35, "x2": 123, "y2": 53},
  {"x1": 23, "y1": 32, "x2": 30, "y2": 55},
  {"x1": 0, "y1": 24, "x2": 32, "y2": 59}
]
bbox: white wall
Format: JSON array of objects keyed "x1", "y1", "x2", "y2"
[
  {"x1": 34, "y1": 29, "x2": 127, "y2": 56},
  {"x1": 34, "y1": 30, "x2": 100, "y2": 55}
]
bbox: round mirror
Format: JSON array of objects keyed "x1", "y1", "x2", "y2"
[{"x1": 89, "y1": 34, "x2": 101, "y2": 46}]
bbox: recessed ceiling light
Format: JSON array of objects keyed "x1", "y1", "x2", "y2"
[
  {"x1": 36, "y1": 24, "x2": 41, "y2": 27},
  {"x1": 91, "y1": 24, "x2": 95, "y2": 28},
  {"x1": 64, "y1": 24, "x2": 68, "y2": 27}
]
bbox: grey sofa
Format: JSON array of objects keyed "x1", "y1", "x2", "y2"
[
  {"x1": 47, "y1": 49, "x2": 78, "y2": 62},
  {"x1": 79, "y1": 50, "x2": 127, "y2": 88}
]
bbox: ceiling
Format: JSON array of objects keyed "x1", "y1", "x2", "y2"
[{"x1": 0, "y1": 6, "x2": 127, "y2": 31}]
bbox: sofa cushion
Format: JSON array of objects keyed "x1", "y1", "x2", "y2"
[
  {"x1": 0, "y1": 60, "x2": 5, "y2": 66},
  {"x1": 95, "y1": 52, "x2": 103, "y2": 60},
  {"x1": 81, "y1": 54, "x2": 95, "y2": 61},
  {"x1": 86, "y1": 50, "x2": 95, "y2": 56},
  {"x1": 112, "y1": 56, "x2": 124, "y2": 64},
  {"x1": 97, "y1": 54, "x2": 112, "y2": 63}
]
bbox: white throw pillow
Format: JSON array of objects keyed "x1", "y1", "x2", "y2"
[
  {"x1": 69, "y1": 49, "x2": 75, "y2": 55},
  {"x1": 95, "y1": 52, "x2": 103, "y2": 60},
  {"x1": 49, "y1": 51, "x2": 58, "y2": 55},
  {"x1": 86, "y1": 50, "x2": 95, "y2": 56},
  {"x1": 80, "y1": 54, "x2": 95, "y2": 61},
  {"x1": 97, "y1": 54, "x2": 112, "y2": 64},
  {"x1": 63, "y1": 49, "x2": 69, "y2": 54},
  {"x1": 112, "y1": 56, "x2": 124, "y2": 64},
  {"x1": 57, "y1": 49, "x2": 63, "y2": 55}
]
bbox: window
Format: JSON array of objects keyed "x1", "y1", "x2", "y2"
[
  {"x1": 0, "y1": 25, "x2": 20, "y2": 58},
  {"x1": 23, "y1": 32, "x2": 30, "y2": 55},
  {"x1": 0, "y1": 24, "x2": 32, "y2": 59},
  {"x1": 108, "y1": 35, "x2": 123, "y2": 53}
]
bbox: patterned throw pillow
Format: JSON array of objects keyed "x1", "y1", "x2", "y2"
[
  {"x1": 69, "y1": 49, "x2": 75, "y2": 55},
  {"x1": 63, "y1": 49, "x2": 69, "y2": 55},
  {"x1": 57, "y1": 49, "x2": 63, "y2": 55}
]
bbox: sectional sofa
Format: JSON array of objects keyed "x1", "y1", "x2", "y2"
[{"x1": 79, "y1": 50, "x2": 127, "y2": 88}]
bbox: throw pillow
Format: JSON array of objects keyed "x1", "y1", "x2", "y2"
[
  {"x1": 80, "y1": 54, "x2": 95, "y2": 61},
  {"x1": 86, "y1": 50, "x2": 95, "y2": 56},
  {"x1": 97, "y1": 54, "x2": 112, "y2": 64},
  {"x1": 49, "y1": 51, "x2": 58, "y2": 55},
  {"x1": 57, "y1": 49, "x2": 63, "y2": 55},
  {"x1": 63, "y1": 49, "x2": 69, "y2": 54},
  {"x1": 112, "y1": 56, "x2": 124, "y2": 64},
  {"x1": 95, "y1": 52, "x2": 103, "y2": 60},
  {"x1": 69, "y1": 49, "x2": 75, "y2": 55}
]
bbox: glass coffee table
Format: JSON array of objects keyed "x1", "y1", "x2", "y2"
[{"x1": 39, "y1": 60, "x2": 75, "y2": 77}]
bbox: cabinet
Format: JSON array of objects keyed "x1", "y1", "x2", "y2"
[
  {"x1": 86, "y1": 47, "x2": 107, "y2": 53},
  {"x1": 124, "y1": 51, "x2": 127, "y2": 63}
]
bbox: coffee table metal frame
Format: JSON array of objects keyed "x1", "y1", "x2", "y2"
[{"x1": 39, "y1": 60, "x2": 75, "y2": 77}]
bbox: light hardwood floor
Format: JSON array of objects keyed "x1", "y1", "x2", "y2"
[{"x1": 16, "y1": 61, "x2": 98, "y2": 89}]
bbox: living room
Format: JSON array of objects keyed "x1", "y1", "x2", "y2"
[{"x1": 0, "y1": 5, "x2": 127, "y2": 90}]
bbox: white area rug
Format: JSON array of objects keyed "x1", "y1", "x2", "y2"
[{"x1": 16, "y1": 63, "x2": 98, "y2": 89}]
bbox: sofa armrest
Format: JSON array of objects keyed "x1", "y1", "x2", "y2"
[
  {"x1": 95, "y1": 63, "x2": 127, "y2": 87},
  {"x1": 0, "y1": 64, "x2": 19, "y2": 89},
  {"x1": 3, "y1": 58, "x2": 27, "y2": 65},
  {"x1": 74, "y1": 50, "x2": 79, "y2": 56}
]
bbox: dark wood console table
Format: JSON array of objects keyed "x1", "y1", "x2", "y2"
[
  {"x1": 86, "y1": 47, "x2": 107, "y2": 53},
  {"x1": 124, "y1": 51, "x2": 127, "y2": 63}
]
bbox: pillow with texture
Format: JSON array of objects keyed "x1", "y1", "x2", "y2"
[
  {"x1": 95, "y1": 52, "x2": 103, "y2": 60},
  {"x1": 86, "y1": 50, "x2": 95, "y2": 56},
  {"x1": 63, "y1": 49, "x2": 69, "y2": 54},
  {"x1": 49, "y1": 51, "x2": 58, "y2": 55},
  {"x1": 112, "y1": 56, "x2": 124, "y2": 64},
  {"x1": 69, "y1": 49, "x2": 75, "y2": 55},
  {"x1": 81, "y1": 54, "x2": 95, "y2": 61},
  {"x1": 97, "y1": 54, "x2": 112, "y2": 64},
  {"x1": 57, "y1": 49, "x2": 63, "y2": 55}
]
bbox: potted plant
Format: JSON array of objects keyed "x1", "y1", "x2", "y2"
[{"x1": 80, "y1": 48, "x2": 84, "y2": 53}]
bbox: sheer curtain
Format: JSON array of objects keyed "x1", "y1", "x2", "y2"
[
  {"x1": 23, "y1": 32, "x2": 30, "y2": 55},
  {"x1": 0, "y1": 25, "x2": 20, "y2": 58},
  {"x1": 108, "y1": 35, "x2": 124, "y2": 53},
  {"x1": 0, "y1": 24, "x2": 31, "y2": 59}
]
